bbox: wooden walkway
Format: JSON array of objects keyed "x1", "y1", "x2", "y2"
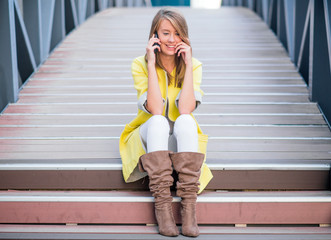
[
  {"x1": 0, "y1": 7, "x2": 331, "y2": 191},
  {"x1": 1, "y1": 7, "x2": 331, "y2": 237}
]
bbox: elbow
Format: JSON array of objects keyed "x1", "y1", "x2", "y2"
[
  {"x1": 178, "y1": 104, "x2": 195, "y2": 115},
  {"x1": 150, "y1": 109, "x2": 163, "y2": 115},
  {"x1": 177, "y1": 97, "x2": 196, "y2": 115},
  {"x1": 179, "y1": 110, "x2": 192, "y2": 115},
  {"x1": 146, "y1": 102, "x2": 163, "y2": 115}
]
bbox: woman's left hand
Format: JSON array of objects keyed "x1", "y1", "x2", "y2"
[{"x1": 175, "y1": 42, "x2": 192, "y2": 65}]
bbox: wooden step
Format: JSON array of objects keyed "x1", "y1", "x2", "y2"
[
  {"x1": 1, "y1": 225, "x2": 331, "y2": 240},
  {"x1": 3, "y1": 102, "x2": 322, "y2": 115},
  {"x1": 0, "y1": 113, "x2": 327, "y2": 127},
  {"x1": 0, "y1": 157, "x2": 329, "y2": 190},
  {"x1": 0, "y1": 191, "x2": 331, "y2": 225}
]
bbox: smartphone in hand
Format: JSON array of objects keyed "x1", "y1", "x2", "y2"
[{"x1": 153, "y1": 32, "x2": 160, "y2": 54}]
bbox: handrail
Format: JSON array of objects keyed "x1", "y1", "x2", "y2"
[
  {"x1": 222, "y1": 0, "x2": 331, "y2": 127},
  {"x1": 0, "y1": 0, "x2": 148, "y2": 113}
]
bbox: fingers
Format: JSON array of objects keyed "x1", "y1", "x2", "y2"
[
  {"x1": 147, "y1": 36, "x2": 161, "y2": 55},
  {"x1": 153, "y1": 44, "x2": 161, "y2": 53},
  {"x1": 152, "y1": 35, "x2": 160, "y2": 45},
  {"x1": 175, "y1": 42, "x2": 190, "y2": 52},
  {"x1": 149, "y1": 35, "x2": 161, "y2": 46},
  {"x1": 175, "y1": 42, "x2": 192, "y2": 65},
  {"x1": 175, "y1": 42, "x2": 191, "y2": 56},
  {"x1": 177, "y1": 48, "x2": 184, "y2": 57}
]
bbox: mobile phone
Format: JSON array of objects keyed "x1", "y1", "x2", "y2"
[{"x1": 153, "y1": 31, "x2": 160, "y2": 54}]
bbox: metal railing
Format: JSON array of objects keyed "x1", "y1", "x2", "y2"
[
  {"x1": 0, "y1": 0, "x2": 149, "y2": 113},
  {"x1": 222, "y1": 0, "x2": 331, "y2": 127}
]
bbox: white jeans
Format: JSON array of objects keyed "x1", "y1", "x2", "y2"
[{"x1": 139, "y1": 114, "x2": 198, "y2": 153}]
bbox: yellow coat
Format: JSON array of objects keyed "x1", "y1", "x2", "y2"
[{"x1": 119, "y1": 56, "x2": 213, "y2": 193}]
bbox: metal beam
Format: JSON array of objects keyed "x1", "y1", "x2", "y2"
[
  {"x1": 296, "y1": 0, "x2": 311, "y2": 85},
  {"x1": 277, "y1": 0, "x2": 288, "y2": 51},
  {"x1": 294, "y1": 0, "x2": 310, "y2": 65},
  {"x1": 23, "y1": 0, "x2": 42, "y2": 65},
  {"x1": 284, "y1": 0, "x2": 294, "y2": 61},
  {"x1": 50, "y1": 0, "x2": 65, "y2": 51},
  {"x1": 40, "y1": 0, "x2": 55, "y2": 61},
  {"x1": 261, "y1": 0, "x2": 270, "y2": 24},
  {"x1": 14, "y1": 0, "x2": 37, "y2": 84}
]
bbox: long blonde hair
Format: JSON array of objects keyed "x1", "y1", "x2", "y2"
[{"x1": 145, "y1": 8, "x2": 190, "y2": 88}]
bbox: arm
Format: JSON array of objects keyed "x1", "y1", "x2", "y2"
[
  {"x1": 145, "y1": 34, "x2": 164, "y2": 115},
  {"x1": 146, "y1": 62, "x2": 164, "y2": 115},
  {"x1": 176, "y1": 42, "x2": 196, "y2": 114},
  {"x1": 178, "y1": 62, "x2": 196, "y2": 114}
]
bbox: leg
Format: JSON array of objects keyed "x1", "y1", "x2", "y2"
[
  {"x1": 173, "y1": 114, "x2": 198, "y2": 153},
  {"x1": 140, "y1": 115, "x2": 170, "y2": 153},
  {"x1": 170, "y1": 152, "x2": 204, "y2": 237},
  {"x1": 138, "y1": 115, "x2": 178, "y2": 237},
  {"x1": 172, "y1": 114, "x2": 203, "y2": 237}
]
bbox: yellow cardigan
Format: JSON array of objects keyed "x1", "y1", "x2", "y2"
[{"x1": 119, "y1": 56, "x2": 213, "y2": 193}]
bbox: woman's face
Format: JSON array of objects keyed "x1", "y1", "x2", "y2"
[{"x1": 157, "y1": 19, "x2": 182, "y2": 56}]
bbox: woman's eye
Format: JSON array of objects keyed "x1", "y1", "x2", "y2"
[
  {"x1": 163, "y1": 33, "x2": 169, "y2": 35},
  {"x1": 176, "y1": 33, "x2": 180, "y2": 36}
]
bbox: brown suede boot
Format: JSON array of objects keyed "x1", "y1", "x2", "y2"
[
  {"x1": 170, "y1": 152, "x2": 204, "y2": 237},
  {"x1": 139, "y1": 151, "x2": 179, "y2": 237}
]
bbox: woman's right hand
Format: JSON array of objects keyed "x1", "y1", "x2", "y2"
[{"x1": 146, "y1": 34, "x2": 161, "y2": 64}]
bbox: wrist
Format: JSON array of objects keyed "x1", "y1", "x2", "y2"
[
  {"x1": 148, "y1": 62, "x2": 156, "y2": 69},
  {"x1": 185, "y1": 62, "x2": 193, "y2": 70}
]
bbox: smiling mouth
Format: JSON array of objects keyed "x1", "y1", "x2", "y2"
[{"x1": 166, "y1": 45, "x2": 176, "y2": 49}]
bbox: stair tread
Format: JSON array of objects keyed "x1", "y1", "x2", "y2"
[
  {"x1": 1, "y1": 190, "x2": 330, "y2": 225},
  {"x1": 1, "y1": 225, "x2": 331, "y2": 235},
  {"x1": 1, "y1": 233, "x2": 331, "y2": 240},
  {"x1": 1, "y1": 191, "x2": 331, "y2": 202}
]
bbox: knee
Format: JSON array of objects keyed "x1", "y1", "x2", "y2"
[
  {"x1": 174, "y1": 114, "x2": 197, "y2": 137},
  {"x1": 148, "y1": 115, "x2": 170, "y2": 135}
]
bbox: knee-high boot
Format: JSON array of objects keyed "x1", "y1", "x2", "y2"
[
  {"x1": 139, "y1": 150, "x2": 179, "y2": 237},
  {"x1": 170, "y1": 152, "x2": 204, "y2": 237}
]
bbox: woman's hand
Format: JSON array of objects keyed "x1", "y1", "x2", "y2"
[
  {"x1": 146, "y1": 34, "x2": 161, "y2": 64},
  {"x1": 175, "y1": 41, "x2": 192, "y2": 65}
]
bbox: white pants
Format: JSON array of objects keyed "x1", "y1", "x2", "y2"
[{"x1": 139, "y1": 114, "x2": 198, "y2": 153}]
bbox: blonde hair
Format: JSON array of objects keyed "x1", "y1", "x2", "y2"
[{"x1": 145, "y1": 8, "x2": 190, "y2": 88}]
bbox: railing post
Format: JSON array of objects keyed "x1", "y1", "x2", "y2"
[
  {"x1": 14, "y1": 0, "x2": 37, "y2": 82},
  {"x1": 309, "y1": 0, "x2": 331, "y2": 125},
  {"x1": 323, "y1": 0, "x2": 331, "y2": 85},
  {"x1": 0, "y1": 0, "x2": 19, "y2": 111}
]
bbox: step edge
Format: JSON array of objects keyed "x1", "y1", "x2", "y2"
[
  {"x1": 0, "y1": 162, "x2": 329, "y2": 171},
  {"x1": 0, "y1": 191, "x2": 330, "y2": 203}
]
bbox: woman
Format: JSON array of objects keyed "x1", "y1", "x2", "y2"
[{"x1": 119, "y1": 8, "x2": 213, "y2": 237}]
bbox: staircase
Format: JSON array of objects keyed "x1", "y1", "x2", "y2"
[{"x1": 0, "y1": 7, "x2": 331, "y2": 239}]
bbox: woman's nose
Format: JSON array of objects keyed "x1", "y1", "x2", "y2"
[{"x1": 169, "y1": 34, "x2": 175, "y2": 42}]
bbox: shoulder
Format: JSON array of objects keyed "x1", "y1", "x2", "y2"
[
  {"x1": 192, "y1": 57, "x2": 202, "y2": 82},
  {"x1": 131, "y1": 56, "x2": 148, "y2": 76},
  {"x1": 132, "y1": 56, "x2": 147, "y2": 68},
  {"x1": 192, "y1": 57, "x2": 202, "y2": 70}
]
